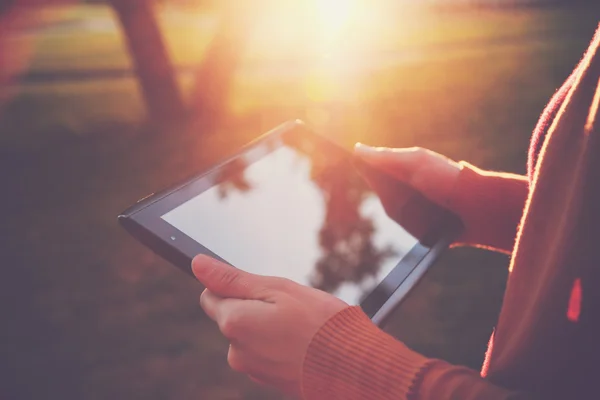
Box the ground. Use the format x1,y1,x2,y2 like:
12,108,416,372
1,4,599,400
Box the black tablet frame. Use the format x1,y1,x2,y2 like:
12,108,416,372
118,120,463,326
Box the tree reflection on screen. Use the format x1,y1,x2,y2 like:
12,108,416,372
214,140,398,296
215,157,253,200
307,150,398,294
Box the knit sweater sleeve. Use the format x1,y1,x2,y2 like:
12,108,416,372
448,162,529,254
302,306,528,400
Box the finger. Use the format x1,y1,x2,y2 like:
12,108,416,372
227,344,247,373
354,144,461,208
199,289,221,321
199,289,243,333
353,154,412,217
204,293,268,341
227,342,275,375
354,144,423,182
248,375,269,388
228,345,298,396
192,254,267,300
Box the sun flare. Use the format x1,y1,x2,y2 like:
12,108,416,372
247,0,376,59
240,0,392,112
313,0,357,47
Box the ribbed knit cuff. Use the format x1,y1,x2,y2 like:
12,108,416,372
302,306,435,400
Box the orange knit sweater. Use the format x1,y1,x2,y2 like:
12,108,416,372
301,27,600,400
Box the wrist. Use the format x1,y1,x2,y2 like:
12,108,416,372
301,306,432,400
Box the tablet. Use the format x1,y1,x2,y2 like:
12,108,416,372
118,120,462,326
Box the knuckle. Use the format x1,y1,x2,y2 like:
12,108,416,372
217,268,240,288
220,312,242,338
220,319,236,338
252,285,273,300
273,277,294,291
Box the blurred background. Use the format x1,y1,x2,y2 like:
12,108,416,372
1,0,599,399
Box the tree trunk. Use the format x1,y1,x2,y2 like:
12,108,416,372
190,2,251,126
109,0,185,124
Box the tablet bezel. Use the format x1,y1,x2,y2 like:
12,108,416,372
119,120,462,325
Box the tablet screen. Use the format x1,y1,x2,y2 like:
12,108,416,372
160,134,421,306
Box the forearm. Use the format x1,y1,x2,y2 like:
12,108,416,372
448,162,529,254
302,307,528,400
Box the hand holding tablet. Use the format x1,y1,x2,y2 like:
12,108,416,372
191,253,347,396
118,120,463,326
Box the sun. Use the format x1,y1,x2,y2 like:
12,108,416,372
245,0,372,60
313,0,357,47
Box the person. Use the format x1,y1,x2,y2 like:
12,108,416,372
191,24,600,400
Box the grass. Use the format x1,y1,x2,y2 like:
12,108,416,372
1,4,599,400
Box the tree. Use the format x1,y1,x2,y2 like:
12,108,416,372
109,0,185,124
307,149,397,295
189,1,252,126
213,135,397,299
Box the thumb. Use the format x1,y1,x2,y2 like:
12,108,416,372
353,143,461,208
192,254,258,299
354,144,426,183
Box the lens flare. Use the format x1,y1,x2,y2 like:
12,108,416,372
314,0,356,48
